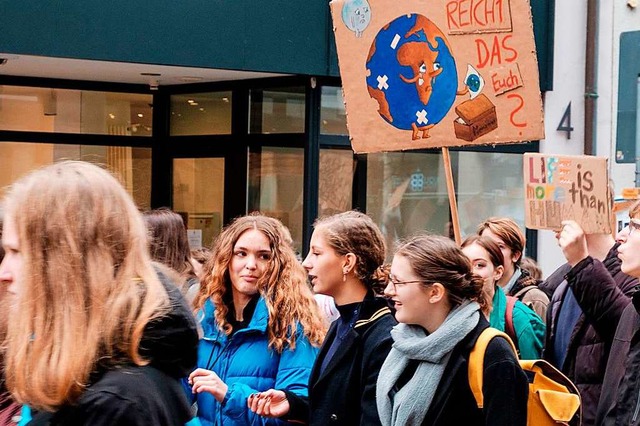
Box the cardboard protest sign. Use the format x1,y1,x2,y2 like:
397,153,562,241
329,0,545,153
524,154,612,234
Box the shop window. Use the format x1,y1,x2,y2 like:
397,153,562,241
170,92,232,136
0,86,152,136
367,152,451,256
366,151,524,257
319,148,353,216
248,147,304,253
249,87,305,134
0,142,151,209
320,86,348,135
173,158,225,248
456,152,525,234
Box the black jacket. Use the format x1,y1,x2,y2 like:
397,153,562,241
597,289,640,425
543,245,637,426
286,293,396,425
420,315,528,426
28,270,199,425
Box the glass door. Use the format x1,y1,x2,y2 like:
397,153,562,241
172,157,225,249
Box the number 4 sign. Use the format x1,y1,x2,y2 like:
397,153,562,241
557,102,574,139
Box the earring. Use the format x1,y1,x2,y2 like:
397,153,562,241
343,269,348,282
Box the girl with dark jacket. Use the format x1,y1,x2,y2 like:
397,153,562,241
377,234,528,426
545,220,637,425
248,211,397,425
0,161,199,425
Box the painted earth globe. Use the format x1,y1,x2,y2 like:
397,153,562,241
366,14,458,136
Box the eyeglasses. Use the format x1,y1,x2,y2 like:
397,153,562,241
387,277,430,291
629,219,640,234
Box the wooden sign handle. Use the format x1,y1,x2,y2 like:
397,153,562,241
442,147,461,245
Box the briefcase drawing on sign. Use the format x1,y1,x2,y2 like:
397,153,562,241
453,94,498,142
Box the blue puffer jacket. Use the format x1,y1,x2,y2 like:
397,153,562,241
193,297,319,426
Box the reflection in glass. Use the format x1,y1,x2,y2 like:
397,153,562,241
248,147,304,253
367,152,451,257
0,86,152,136
367,151,526,257
170,92,232,135
172,158,225,249
456,152,525,235
319,149,353,217
320,86,348,135
249,87,305,134
0,142,151,209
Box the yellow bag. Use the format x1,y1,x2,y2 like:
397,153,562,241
468,328,582,425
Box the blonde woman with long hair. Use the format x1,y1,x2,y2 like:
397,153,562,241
188,214,326,426
0,161,199,425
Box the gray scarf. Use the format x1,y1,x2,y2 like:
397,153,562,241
376,301,480,426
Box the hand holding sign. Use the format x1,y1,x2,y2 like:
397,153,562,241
557,220,589,267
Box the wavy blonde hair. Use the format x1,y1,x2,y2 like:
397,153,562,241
194,213,326,352
2,161,169,411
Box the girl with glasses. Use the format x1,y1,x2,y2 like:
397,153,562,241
377,234,527,426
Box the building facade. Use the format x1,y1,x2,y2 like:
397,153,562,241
0,0,566,266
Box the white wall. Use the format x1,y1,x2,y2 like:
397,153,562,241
536,0,588,277
536,1,640,278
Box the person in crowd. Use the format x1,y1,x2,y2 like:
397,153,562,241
143,208,198,294
520,256,543,281
544,219,637,425
188,213,326,426
597,203,640,424
478,217,549,319
616,223,630,243
377,234,527,425
461,235,545,359
0,212,21,424
247,210,397,425
0,161,199,425
190,247,212,280
186,247,212,306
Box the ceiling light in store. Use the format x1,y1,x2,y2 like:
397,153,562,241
180,76,204,83
137,113,144,118
222,97,229,103
108,113,115,119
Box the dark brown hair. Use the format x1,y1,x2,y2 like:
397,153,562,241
396,234,488,312
461,235,505,269
313,211,388,293
143,208,196,281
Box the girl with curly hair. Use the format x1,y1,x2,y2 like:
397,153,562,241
189,214,326,426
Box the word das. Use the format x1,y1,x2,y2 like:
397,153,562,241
446,0,512,33
475,35,517,69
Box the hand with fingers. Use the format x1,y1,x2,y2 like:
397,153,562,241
556,220,589,267
188,368,229,403
247,389,290,418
